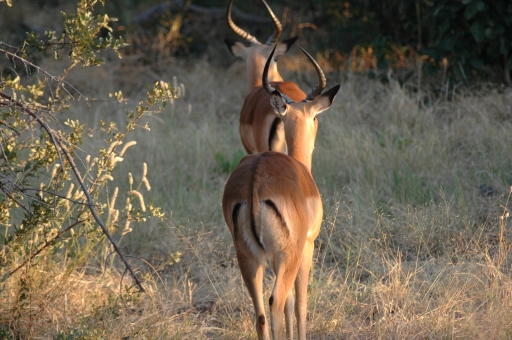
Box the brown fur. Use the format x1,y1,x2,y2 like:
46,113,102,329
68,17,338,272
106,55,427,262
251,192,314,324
239,82,320,154
222,83,339,339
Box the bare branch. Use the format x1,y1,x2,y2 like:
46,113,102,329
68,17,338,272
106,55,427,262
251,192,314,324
0,41,21,51
0,48,84,99
0,184,31,215
56,140,145,292
0,90,145,292
8,219,85,277
0,119,20,135
0,91,65,168
16,187,93,206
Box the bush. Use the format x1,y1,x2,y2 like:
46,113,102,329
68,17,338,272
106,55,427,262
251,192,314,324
0,2,171,334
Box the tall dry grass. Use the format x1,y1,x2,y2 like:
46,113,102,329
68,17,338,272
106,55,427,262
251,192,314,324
2,50,512,339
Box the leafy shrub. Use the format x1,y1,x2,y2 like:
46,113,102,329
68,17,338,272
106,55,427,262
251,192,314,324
0,2,174,336
317,0,512,84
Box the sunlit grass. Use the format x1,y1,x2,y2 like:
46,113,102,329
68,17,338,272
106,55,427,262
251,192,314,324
2,51,512,338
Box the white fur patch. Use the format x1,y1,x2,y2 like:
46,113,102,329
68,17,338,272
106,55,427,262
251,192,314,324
237,203,266,262
306,197,322,239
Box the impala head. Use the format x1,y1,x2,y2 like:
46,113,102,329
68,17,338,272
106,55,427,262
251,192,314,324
263,46,340,170
225,0,298,90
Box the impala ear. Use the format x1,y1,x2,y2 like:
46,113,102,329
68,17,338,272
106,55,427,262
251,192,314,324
225,38,247,58
269,91,287,117
274,36,298,55
307,85,340,116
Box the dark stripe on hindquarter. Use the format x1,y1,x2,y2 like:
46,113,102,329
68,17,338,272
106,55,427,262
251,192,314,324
251,210,264,249
268,117,281,151
264,199,289,237
232,203,242,239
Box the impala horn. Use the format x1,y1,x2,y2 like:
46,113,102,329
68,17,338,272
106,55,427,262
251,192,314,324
227,0,260,45
261,0,283,45
300,47,326,101
263,46,293,104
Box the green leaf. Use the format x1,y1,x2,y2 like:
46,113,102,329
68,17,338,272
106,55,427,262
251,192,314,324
433,4,445,17
485,27,497,40
450,2,463,11
471,22,485,42
440,36,455,51
464,1,484,19
470,57,483,70
500,37,510,55
439,19,450,35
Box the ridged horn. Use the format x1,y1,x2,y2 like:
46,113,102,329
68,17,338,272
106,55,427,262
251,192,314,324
227,0,260,45
263,46,293,104
300,47,326,101
261,0,282,45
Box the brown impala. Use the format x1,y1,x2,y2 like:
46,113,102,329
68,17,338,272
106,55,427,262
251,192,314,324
225,0,310,154
222,46,340,340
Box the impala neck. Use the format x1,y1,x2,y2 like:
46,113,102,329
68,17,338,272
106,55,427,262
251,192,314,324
285,123,313,172
248,60,283,91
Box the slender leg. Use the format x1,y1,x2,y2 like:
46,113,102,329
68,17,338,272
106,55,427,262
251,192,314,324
236,249,269,340
285,291,295,339
294,240,314,340
270,258,301,340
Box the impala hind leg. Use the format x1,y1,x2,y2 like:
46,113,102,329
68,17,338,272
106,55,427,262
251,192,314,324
285,291,295,339
236,250,269,340
294,241,315,340
269,262,301,340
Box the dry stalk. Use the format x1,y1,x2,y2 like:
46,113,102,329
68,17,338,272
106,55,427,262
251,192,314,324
0,90,145,292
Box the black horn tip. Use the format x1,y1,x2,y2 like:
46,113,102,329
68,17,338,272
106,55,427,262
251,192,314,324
263,45,278,94
299,46,311,58
227,0,234,13
299,46,327,100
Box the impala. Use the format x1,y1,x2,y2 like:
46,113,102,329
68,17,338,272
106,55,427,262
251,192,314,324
222,46,340,340
225,0,309,154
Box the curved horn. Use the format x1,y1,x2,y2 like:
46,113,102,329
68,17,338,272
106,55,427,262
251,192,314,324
261,0,282,45
263,46,277,95
263,46,294,104
300,47,326,101
227,0,260,45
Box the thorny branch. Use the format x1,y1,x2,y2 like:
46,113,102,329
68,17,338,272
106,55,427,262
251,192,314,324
0,90,145,292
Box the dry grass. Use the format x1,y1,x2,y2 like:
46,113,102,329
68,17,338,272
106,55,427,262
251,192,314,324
2,49,512,339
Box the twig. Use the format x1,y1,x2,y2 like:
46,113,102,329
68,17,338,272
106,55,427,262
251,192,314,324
0,184,31,215
8,219,85,277
0,91,65,168
16,187,93,206
0,41,21,51
0,90,145,292
0,48,83,99
57,140,145,292
0,119,20,135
